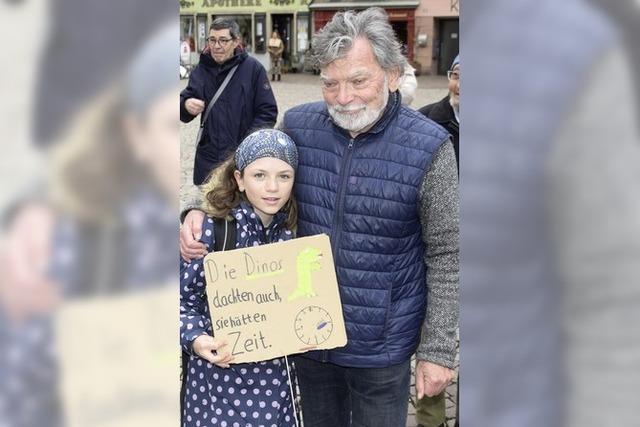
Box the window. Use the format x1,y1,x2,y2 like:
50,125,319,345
196,15,207,53
296,13,309,53
180,15,195,51
254,14,266,54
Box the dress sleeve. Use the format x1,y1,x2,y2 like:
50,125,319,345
179,216,216,354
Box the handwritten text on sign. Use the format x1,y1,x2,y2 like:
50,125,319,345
203,234,346,363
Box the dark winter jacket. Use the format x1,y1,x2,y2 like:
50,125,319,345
180,47,278,184
283,93,450,367
419,96,459,171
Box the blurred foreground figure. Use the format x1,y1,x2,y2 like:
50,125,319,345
1,19,179,426
462,1,640,426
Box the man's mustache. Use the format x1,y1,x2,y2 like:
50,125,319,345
332,104,366,113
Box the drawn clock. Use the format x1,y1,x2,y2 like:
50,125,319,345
294,306,334,345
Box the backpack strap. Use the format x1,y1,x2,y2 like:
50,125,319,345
213,217,236,252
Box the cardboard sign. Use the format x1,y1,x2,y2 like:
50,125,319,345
56,286,178,427
204,234,347,363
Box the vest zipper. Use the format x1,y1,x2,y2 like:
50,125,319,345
330,137,355,259
324,137,354,364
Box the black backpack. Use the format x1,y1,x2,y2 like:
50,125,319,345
179,217,235,422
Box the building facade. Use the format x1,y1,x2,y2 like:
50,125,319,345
180,0,458,76
414,0,459,75
179,0,312,72
309,0,420,61
307,0,457,75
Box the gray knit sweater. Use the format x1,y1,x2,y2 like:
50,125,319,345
416,140,459,369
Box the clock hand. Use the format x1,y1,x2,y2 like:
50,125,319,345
317,320,331,330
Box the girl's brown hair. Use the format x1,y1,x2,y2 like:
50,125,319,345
201,153,298,231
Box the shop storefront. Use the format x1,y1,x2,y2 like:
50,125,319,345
414,0,459,75
309,0,419,61
180,0,311,72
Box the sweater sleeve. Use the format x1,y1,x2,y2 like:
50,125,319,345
179,216,215,353
415,140,460,369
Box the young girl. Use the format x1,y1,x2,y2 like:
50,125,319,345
180,129,299,427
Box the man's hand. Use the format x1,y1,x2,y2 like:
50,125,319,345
180,209,207,262
185,98,205,116
192,335,234,368
415,360,456,399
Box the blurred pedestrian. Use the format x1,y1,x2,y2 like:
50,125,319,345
399,59,418,106
268,30,284,82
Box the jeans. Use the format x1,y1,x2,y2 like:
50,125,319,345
294,356,411,427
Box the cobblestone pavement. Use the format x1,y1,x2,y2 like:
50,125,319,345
180,71,458,426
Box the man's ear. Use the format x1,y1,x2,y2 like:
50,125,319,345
387,66,401,92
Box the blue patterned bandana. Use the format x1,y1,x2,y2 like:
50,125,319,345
234,129,298,171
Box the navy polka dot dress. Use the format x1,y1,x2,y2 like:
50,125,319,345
180,202,296,427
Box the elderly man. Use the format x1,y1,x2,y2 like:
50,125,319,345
180,17,277,185
180,8,458,426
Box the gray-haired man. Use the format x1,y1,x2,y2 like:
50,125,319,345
180,8,458,426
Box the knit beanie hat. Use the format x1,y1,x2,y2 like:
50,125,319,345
451,54,460,70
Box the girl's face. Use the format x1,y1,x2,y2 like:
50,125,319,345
234,157,294,226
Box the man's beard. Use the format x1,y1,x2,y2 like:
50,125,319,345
328,79,389,133
449,93,459,114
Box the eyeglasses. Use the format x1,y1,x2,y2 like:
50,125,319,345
208,37,234,47
447,70,460,81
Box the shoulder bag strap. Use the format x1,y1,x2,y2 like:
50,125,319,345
199,64,239,130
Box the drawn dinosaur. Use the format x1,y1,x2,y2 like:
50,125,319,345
288,247,323,301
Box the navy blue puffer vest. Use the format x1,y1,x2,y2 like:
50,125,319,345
283,93,449,367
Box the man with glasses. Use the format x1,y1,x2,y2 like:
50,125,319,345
180,17,278,185
419,55,460,173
